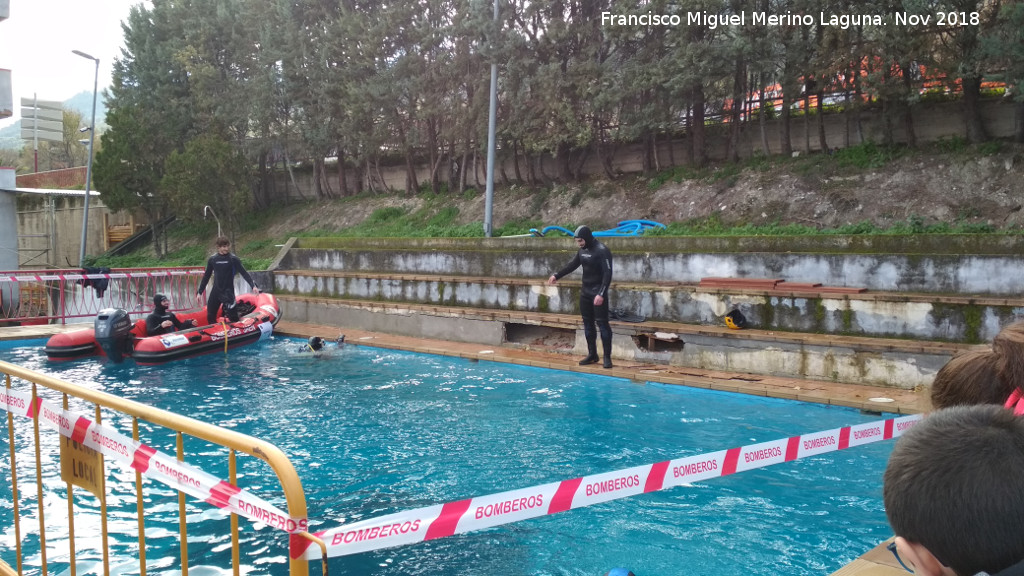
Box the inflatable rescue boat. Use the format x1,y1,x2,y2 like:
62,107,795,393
45,292,280,365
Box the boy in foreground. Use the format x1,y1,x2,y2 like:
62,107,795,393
883,404,1024,576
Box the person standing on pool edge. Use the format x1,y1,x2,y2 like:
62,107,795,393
196,236,260,324
548,225,614,368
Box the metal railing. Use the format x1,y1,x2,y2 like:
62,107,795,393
0,268,205,325
1,361,327,576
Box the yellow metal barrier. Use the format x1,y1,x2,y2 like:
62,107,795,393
0,360,327,576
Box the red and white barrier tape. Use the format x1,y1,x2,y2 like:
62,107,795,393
295,413,922,560
0,387,307,533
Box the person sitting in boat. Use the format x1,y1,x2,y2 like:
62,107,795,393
146,294,198,336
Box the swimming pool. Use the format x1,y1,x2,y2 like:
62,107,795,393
1,336,898,575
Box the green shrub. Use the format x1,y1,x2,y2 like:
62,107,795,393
427,207,461,227
831,141,906,169
495,219,544,236
934,135,968,154
367,206,407,223
978,140,1003,156
648,165,699,189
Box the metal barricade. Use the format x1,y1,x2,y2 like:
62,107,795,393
0,268,205,325
1,361,327,576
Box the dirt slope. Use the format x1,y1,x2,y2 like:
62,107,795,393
257,144,1023,242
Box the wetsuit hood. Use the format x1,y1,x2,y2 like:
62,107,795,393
574,225,595,248
153,293,169,313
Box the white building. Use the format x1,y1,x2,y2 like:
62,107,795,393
0,0,9,120
1,1,17,274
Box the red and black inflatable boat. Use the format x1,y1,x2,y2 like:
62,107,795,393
45,293,281,365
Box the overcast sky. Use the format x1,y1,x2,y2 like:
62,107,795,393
1,0,148,127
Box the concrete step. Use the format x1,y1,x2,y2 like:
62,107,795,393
277,294,976,390
271,269,1024,343
699,277,868,294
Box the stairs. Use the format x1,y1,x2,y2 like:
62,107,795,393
267,236,1021,392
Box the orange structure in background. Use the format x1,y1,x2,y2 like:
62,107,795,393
719,58,1006,122
15,166,88,189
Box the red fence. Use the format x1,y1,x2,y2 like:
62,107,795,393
15,166,88,189
0,267,205,325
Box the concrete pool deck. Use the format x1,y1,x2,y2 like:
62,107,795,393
1,321,923,575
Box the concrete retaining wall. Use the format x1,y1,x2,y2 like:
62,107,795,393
629,332,949,390
276,235,1024,296
279,297,949,389
280,299,507,346
270,99,1017,196
272,270,1023,343
270,234,1016,387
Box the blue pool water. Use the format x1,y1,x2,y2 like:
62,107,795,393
1,336,897,576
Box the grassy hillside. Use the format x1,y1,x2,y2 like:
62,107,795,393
88,139,1024,271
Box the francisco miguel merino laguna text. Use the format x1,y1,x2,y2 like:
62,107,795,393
601,11,980,29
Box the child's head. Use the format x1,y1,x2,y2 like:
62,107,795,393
216,236,231,254
884,405,1024,576
931,321,1024,411
930,349,1006,409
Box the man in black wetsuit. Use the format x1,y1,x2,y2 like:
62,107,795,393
196,236,260,325
547,225,614,368
146,294,197,336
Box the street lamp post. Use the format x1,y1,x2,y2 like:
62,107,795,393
73,49,99,267
483,0,499,237
203,206,223,238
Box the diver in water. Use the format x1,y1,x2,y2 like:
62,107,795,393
298,334,346,356
306,336,326,352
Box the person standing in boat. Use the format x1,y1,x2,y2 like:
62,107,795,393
146,294,197,336
547,225,614,368
196,236,260,324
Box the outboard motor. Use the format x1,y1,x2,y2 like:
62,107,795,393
94,308,133,363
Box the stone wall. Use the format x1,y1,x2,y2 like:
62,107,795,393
0,168,16,272
270,235,1019,386
272,268,1022,343
15,196,131,268
270,99,1017,196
